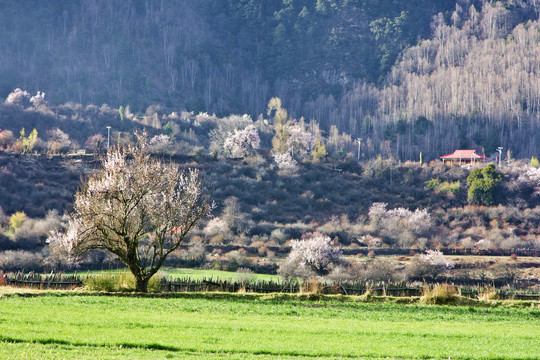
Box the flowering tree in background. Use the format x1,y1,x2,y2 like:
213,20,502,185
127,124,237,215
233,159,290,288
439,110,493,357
149,134,172,154
223,124,260,158
47,132,211,292
5,88,29,106
368,202,433,248
209,114,253,156
286,124,313,158
407,250,454,280
279,233,343,277
30,91,46,107
85,134,105,152
273,152,298,172
47,128,72,154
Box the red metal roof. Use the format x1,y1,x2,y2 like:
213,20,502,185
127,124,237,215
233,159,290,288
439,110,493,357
440,150,488,160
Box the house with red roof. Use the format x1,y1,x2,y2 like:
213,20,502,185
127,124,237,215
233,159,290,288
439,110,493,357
440,150,488,165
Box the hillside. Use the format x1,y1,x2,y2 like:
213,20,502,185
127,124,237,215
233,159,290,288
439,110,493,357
0,0,455,111
1,148,539,287
1,1,539,158
1,150,539,244
1,0,540,287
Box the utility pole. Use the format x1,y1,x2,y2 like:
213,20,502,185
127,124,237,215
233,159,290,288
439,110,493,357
497,147,503,168
356,138,362,161
106,126,111,149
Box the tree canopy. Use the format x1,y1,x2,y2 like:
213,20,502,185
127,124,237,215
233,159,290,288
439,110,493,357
48,132,211,292
467,164,503,206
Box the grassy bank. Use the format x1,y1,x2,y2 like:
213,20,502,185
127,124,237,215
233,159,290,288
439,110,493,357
0,293,538,359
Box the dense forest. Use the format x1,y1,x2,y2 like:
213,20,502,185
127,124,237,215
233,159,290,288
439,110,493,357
1,0,539,159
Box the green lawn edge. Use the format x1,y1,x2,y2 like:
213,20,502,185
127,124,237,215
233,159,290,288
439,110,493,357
1,289,539,309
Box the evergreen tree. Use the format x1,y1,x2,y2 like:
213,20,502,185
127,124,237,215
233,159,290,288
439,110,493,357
467,164,503,205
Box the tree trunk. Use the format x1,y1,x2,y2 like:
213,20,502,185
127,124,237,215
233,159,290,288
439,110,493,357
135,275,149,293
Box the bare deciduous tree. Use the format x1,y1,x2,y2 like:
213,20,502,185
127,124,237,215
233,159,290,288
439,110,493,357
48,132,211,292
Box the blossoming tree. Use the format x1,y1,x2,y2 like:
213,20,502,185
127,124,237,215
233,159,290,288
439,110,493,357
286,124,313,158
48,132,211,292
407,250,455,280
279,233,343,277
223,124,260,158
5,88,29,106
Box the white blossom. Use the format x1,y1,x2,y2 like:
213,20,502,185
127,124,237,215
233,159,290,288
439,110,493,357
286,125,314,158
223,125,260,158
5,88,30,106
285,233,343,276
47,132,211,292
85,134,105,151
273,152,298,172
368,202,433,248
149,134,172,153
30,91,46,107
203,217,230,237
419,250,454,269
518,167,540,197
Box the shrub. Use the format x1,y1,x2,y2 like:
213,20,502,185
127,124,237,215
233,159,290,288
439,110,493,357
223,125,260,158
490,262,518,283
363,259,401,283
84,272,163,292
273,152,298,173
270,228,289,245
236,268,256,287
517,166,540,198
203,217,230,238
420,283,458,305
438,180,460,194
425,178,441,191
0,130,15,149
12,210,62,250
300,278,323,297
209,114,253,156
477,286,499,301
278,257,314,280
5,88,30,106
0,250,44,272
326,265,353,283
367,202,433,248
224,250,251,271
84,273,116,292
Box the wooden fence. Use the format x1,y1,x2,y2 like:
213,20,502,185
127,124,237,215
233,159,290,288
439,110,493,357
3,272,540,300
4,272,82,290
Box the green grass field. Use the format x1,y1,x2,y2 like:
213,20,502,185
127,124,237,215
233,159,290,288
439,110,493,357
0,294,538,359
160,268,280,282
75,268,280,282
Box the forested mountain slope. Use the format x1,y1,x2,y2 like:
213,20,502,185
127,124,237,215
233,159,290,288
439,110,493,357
0,0,539,158
310,1,540,159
